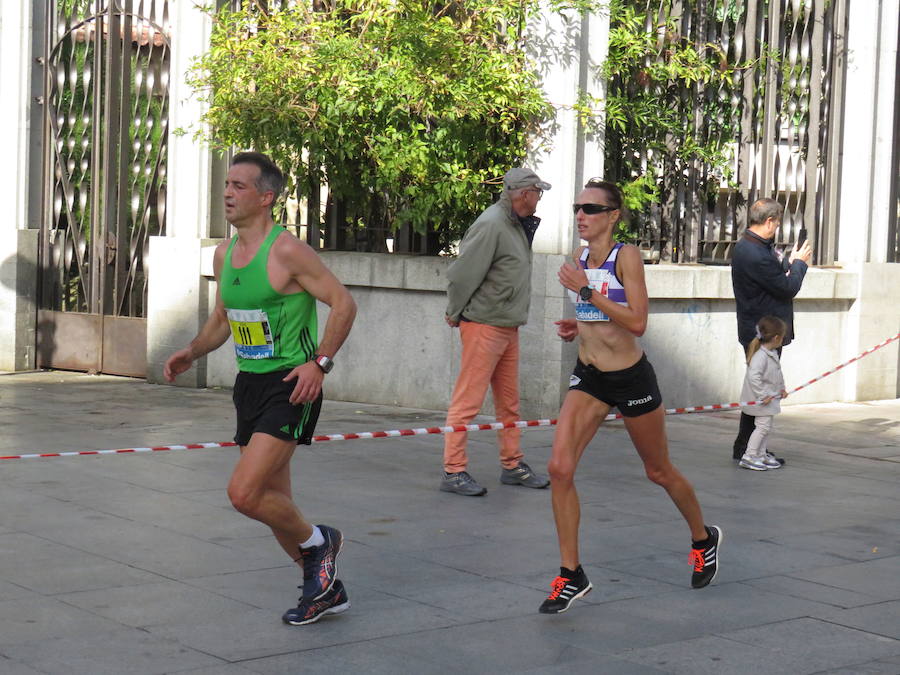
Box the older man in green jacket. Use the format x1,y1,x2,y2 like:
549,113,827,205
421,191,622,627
441,167,552,496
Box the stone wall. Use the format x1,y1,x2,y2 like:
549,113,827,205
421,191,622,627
146,244,900,419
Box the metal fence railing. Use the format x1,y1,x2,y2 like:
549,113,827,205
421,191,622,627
606,0,848,265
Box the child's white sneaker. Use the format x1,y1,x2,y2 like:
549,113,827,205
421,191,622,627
763,452,783,469
739,455,768,471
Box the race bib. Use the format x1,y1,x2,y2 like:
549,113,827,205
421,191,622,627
568,268,611,322
226,308,274,359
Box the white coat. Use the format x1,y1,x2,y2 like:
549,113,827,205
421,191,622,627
740,346,785,416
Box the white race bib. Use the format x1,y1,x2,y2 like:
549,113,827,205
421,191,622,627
567,268,611,322
225,308,274,359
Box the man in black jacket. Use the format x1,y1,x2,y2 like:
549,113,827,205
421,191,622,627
731,198,812,461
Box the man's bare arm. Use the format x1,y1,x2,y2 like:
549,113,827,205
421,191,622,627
274,236,357,403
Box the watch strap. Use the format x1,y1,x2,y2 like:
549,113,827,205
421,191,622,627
313,354,333,373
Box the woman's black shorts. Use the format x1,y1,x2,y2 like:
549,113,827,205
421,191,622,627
232,369,323,446
568,353,663,417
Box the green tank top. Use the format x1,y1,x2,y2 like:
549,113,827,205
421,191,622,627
219,225,317,373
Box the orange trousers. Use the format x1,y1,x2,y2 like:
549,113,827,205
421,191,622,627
443,321,524,473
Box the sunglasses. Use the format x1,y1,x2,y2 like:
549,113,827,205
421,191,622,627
573,203,617,215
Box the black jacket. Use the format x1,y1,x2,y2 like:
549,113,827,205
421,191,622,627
731,230,808,348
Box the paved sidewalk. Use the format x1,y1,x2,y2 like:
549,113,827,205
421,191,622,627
0,371,898,674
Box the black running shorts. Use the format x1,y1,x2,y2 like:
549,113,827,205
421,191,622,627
568,353,663,417
232,369,323,446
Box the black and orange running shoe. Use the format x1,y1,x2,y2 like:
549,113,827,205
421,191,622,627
690,525,723,589
283,579,350,626
299,524,343,600
538,567,592,614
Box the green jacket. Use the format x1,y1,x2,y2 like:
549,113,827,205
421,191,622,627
446,193,536,327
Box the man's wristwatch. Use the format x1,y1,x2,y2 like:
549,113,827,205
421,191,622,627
579,286,593,302
312,354,334,374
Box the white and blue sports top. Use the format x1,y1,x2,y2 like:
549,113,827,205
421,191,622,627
579,244,628,306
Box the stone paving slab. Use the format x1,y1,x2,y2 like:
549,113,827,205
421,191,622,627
1,628,225,675
58,580,261,628
815,600,900,640
0,371,898,674
739,575,881,609
791,557,900,601
615,618,900,675
239,640,448,675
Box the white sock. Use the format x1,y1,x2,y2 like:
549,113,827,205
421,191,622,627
300,526,324,549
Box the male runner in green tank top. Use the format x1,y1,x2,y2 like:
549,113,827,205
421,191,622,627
163,152,357,626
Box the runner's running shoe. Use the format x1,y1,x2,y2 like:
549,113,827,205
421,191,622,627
299,524,342,600
538,568,592,614
283,579,350,626
690,525,723,589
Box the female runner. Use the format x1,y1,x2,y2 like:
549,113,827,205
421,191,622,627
539,179,722,614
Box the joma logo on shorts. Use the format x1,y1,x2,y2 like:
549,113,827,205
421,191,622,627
628,395,652,406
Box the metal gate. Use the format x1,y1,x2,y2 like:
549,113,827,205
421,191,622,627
608,0,848,265
37,0,169,376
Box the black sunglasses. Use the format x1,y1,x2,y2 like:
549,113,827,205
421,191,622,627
573,203,617,215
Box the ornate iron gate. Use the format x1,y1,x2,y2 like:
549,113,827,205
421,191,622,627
37,0,169,376
609,0,847,265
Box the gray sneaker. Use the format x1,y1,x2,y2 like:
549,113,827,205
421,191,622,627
500,461,550,489
440,471,487,496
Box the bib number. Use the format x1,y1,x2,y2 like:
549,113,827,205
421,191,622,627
226,308,274,359
568,269,611,322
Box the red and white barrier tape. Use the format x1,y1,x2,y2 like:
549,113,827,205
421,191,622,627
0,442,238,461
0,420,555,460
650,331,900,416
312,418,551,442
2,332,897,461
784,331,899,396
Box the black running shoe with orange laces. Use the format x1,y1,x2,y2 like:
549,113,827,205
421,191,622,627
282,579,350,626
690,525,723,589
299,524,342,600
538,567,592,614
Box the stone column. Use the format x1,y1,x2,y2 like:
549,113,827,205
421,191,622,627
0,0,40,371
838,263,900,402
834,0,900,401
837,0,899,264
523,6,610,416
146,3,219,385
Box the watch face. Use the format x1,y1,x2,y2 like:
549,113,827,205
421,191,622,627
579,286,593,301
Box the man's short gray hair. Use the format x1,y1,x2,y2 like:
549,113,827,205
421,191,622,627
231,151,285,199
749,198,784,226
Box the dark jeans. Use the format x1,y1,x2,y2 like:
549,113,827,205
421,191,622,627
732,413,757,459
733,342,783,459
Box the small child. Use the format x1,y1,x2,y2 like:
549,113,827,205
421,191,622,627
738,315,788,471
